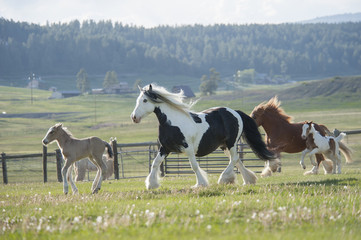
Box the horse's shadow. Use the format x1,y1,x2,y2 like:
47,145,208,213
279,177,359,187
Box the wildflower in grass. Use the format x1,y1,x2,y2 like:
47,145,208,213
195,209,200,215
232,200,242,207
73,216,81,223
96,216,103,224
207,225,212,231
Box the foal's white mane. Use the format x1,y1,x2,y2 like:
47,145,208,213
143,84,196,113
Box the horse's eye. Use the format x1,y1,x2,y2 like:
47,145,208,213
143,99,148,103
49,130,54,134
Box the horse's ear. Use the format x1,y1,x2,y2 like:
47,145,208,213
149,84,153,91
138,85,142,92
55,123,63,129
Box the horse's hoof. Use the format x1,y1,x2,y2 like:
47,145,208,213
191,183,208,189
304,171,318,175
92,188,100,194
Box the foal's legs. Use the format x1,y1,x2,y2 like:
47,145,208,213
146,150,166,189
88,156,105,194
300,148,310,169
67,164,79,194
61,159,74,194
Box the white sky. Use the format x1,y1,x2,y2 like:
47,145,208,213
1,0,361,27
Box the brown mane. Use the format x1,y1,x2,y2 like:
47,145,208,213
253,96,293,123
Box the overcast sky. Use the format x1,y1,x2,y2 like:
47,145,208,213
1,0,361,27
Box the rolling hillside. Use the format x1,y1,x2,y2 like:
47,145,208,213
278,76,361,100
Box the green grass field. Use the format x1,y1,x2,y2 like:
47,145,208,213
1,170,361,239
1,78,361,239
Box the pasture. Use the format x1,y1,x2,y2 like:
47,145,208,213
1,171,361,239
1,79,361,239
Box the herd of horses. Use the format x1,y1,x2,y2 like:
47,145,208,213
42,84,353,194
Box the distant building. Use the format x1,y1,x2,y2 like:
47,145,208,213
49,91,81,99
172,85,195,98
104,82,132,94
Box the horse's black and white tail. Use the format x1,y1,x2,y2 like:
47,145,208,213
237,111,275,160
104,142,114,158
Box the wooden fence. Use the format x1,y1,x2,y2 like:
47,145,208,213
2,130,360,184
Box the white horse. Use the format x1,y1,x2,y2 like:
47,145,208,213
300,122,346,174
131,84,275,189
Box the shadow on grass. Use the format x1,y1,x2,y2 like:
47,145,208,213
279,177,359,187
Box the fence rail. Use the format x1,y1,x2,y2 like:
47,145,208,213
1,129,360,184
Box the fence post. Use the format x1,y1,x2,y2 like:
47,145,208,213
42,146,48,183
55,149,63,182
112,139,119,180
1,152,8,184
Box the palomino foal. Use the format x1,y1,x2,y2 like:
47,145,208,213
42,123,113,194
300,122,346,174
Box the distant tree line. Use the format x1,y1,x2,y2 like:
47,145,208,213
1,18,360,78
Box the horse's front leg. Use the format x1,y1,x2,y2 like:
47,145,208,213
308,148,320,166
303,150,320,175
184,147,208,188
67,164,78,194
300,149,310,169
145,149,166,190
61,159,73,194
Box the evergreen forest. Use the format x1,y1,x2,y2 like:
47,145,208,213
1,18,361,80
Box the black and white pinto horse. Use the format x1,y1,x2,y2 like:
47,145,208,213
131,84,275,189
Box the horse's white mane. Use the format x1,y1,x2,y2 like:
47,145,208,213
143,84,196,112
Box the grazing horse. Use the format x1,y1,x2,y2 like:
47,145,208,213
42,123,113,194
301,122,346,174
130,84,275,189
250,96,353,176
74,156,114,182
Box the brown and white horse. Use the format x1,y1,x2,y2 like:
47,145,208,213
250,96,353,176
42,123,113,194
301,121,347,174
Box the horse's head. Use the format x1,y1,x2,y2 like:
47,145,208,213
301,121,313,140
250,106,265,126
42,123,63,145
131,84,158,123
250,96,291,127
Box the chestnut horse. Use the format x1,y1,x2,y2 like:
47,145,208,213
250,96,352,176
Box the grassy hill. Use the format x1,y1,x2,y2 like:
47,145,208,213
0,75,361,154
278,76,361,99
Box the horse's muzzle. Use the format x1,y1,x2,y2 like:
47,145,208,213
131,114,141,123
42,139,49,145
301,135,306,140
